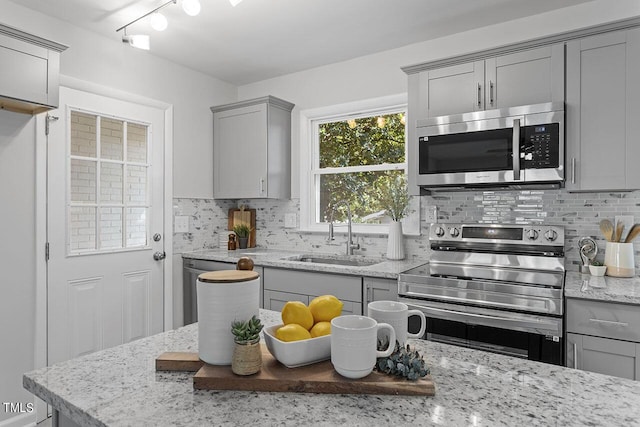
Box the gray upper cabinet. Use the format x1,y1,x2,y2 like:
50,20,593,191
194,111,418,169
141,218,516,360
211,96,294,199
566,28,640,191
411,44,564,118
0,24,67,114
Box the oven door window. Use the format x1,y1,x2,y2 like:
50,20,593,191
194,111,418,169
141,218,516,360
419,128,513,174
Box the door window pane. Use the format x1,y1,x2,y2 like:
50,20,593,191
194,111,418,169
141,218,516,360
70,112,97,157
100,207,123,249
126,208,147,247
100,162,123,203
127,165,147,204
127,123,148,163
70,159,96,203
70,207,96,251
101,118,124,161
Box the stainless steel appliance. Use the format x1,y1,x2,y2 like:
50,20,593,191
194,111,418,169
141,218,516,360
399,223,565,365
416,102,564,190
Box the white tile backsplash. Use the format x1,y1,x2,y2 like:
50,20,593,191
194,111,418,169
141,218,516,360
174,189,640,272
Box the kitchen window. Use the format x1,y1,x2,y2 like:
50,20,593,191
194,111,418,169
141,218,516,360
300,94,419,234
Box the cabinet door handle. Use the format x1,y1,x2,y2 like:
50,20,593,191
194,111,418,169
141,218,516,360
489,81,494,107
477,83,482,108
571,158,576,184
572,342,578,369
259,178,265,194
588,318,629,327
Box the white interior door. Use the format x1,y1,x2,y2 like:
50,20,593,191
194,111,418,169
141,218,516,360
47,87,165,365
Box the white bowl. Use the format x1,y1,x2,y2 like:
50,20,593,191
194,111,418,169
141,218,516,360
589,265,607,276
263,324,331,368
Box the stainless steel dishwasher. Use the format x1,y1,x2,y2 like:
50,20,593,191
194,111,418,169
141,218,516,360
183,258,263,325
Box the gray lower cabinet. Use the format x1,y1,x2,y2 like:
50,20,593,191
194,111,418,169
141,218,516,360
364,277,398,305
566,333,640,380
566,28,640,191
566,298,640,380
262,267,362,315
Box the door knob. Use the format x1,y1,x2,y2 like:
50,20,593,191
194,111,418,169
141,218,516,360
153,251,166,261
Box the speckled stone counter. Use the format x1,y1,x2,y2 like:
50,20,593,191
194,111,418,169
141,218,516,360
182,248,427,279
24,309,640,427
565,271,640,304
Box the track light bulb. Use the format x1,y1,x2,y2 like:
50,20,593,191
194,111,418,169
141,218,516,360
122,34,150,50
182,0,201,16
150,13,168,31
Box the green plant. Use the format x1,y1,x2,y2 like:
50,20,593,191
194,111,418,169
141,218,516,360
377,174,410,221
375,337,430,381
233,224,251,238
231,315,263,343
591,260,603,266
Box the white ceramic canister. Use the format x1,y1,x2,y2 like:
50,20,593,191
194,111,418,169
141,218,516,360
604,242,636,278
196,269,260,365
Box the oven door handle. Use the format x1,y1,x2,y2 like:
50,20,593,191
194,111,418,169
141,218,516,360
406,303,560,334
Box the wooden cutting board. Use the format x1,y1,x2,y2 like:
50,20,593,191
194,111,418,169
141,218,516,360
156,346,435,396
228,208,256,248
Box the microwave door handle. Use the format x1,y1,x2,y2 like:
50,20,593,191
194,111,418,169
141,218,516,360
512,118,521,180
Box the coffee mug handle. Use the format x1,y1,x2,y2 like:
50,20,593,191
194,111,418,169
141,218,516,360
376,323,396,358
406,310,426,339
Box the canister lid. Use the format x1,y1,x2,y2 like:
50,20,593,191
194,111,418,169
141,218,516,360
198,270,259,283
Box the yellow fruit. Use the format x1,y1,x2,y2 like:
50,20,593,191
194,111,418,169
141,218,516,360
281,301,314,330
309,295,343,322
275,324,312,342
310,321,331,338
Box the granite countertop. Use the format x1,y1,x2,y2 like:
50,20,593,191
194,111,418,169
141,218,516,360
565,271,640,305
24,309,640,427
182,248,427,279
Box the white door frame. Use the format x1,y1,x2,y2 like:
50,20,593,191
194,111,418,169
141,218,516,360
33,76,174,419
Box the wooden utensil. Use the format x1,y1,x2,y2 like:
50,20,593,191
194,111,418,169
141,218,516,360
614,222,625,243
599,219,614,242
625,224,640,243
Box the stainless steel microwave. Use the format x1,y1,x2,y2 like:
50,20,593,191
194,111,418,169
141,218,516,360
415,102,564,190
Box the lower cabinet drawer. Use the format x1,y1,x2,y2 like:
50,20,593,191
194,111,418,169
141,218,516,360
566,298,640,342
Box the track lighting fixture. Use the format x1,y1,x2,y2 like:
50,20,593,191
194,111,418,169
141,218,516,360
116,0,202,50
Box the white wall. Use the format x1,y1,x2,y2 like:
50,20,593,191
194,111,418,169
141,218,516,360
0,111,37,425
237,0,640,199
0,2,237,424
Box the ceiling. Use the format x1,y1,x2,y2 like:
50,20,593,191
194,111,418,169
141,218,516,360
11,0,594,85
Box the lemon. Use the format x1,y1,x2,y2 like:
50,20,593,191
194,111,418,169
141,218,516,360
281,301,314,330
275,324,312,342
310,321,331,338
309,295,343,323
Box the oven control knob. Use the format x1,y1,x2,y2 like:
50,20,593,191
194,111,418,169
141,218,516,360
526,229,539,241
450,227,460,237
545,229,558,242
434,226,445,238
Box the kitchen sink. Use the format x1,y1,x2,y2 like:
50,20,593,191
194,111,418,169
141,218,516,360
282,255,382,267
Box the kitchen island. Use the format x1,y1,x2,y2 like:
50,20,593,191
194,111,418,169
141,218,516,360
24,310,640,427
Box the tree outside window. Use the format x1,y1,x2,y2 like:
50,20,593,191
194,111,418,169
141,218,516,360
314,111,406,224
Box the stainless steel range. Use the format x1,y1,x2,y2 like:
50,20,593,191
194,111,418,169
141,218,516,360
399,223,565,365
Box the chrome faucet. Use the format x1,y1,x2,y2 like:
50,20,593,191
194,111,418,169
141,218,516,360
328,200,360,255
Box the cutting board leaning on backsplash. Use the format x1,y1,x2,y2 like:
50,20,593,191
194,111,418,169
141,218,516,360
228,208,256,248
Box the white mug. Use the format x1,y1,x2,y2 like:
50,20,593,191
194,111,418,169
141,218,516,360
368,300,426,347
331,315,395,379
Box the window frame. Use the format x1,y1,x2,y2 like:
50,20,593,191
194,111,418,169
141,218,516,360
299,94,420,235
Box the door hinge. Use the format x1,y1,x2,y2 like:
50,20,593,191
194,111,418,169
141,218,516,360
45,242,50,262
45,114,59,136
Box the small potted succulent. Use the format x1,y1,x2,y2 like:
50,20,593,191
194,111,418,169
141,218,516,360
230,315,263,375
589,260,607,277
233,224,252,249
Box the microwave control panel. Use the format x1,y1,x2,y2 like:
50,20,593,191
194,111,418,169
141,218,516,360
522,123,560,169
